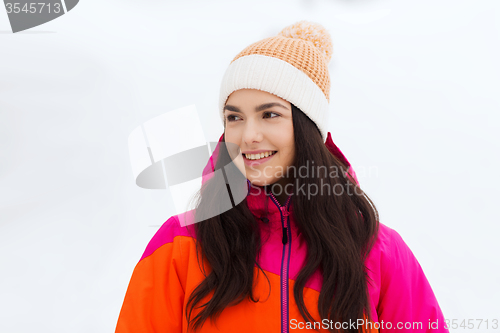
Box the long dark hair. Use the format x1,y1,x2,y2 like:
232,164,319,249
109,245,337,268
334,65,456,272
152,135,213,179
185,104,380,332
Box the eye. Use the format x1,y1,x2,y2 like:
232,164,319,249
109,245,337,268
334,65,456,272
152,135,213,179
263,111,280,119
226,114,241,122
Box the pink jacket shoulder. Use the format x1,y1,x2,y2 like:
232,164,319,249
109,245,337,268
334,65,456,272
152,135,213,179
365,223,449,332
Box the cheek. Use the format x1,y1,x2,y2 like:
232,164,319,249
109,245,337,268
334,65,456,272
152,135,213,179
279,136,295,157
225,132,244,147
280,144,295,167
281,148,295,166
224,130,234,143
224,132,241,155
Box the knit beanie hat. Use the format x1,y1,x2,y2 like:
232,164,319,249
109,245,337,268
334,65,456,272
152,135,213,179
219,20,333,142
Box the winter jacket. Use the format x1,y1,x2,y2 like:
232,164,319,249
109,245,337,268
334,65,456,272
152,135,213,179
115,132,449,333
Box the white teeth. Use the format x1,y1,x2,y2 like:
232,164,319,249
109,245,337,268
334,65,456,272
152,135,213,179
244,151,276,160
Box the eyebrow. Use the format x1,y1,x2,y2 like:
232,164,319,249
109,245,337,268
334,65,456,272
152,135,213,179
223,102,289,113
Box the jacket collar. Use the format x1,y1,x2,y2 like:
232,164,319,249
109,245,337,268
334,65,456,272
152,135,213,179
246,180,292,219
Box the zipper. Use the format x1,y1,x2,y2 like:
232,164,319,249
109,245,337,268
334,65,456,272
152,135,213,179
268,191,292,333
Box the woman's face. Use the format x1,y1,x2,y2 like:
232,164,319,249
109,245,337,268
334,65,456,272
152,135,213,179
223,89,295,187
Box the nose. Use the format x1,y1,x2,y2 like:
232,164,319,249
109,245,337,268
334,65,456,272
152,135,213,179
242,119,263,145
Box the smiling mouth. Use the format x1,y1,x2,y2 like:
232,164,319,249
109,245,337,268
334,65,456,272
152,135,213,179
243,151,278,160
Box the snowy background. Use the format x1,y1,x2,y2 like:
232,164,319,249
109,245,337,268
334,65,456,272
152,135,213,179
1,0,499,331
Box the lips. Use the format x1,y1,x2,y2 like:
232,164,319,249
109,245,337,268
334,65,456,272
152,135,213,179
244,151,277,160
243,151,277,166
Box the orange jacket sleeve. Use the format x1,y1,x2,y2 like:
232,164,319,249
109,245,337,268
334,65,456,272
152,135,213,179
115,218,186,332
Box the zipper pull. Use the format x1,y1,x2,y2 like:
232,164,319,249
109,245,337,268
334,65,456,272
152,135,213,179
281,205,289,244
282,227,288,244
280,206,289,217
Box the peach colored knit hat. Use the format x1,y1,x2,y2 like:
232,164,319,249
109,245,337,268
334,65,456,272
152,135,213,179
219,20,333,141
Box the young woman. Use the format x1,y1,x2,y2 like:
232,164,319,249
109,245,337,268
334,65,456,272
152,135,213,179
115,21,449,333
